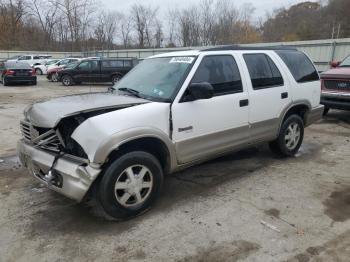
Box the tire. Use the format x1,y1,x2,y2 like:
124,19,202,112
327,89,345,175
98,151,164,220
323,107,330,116
111,74,122,85
269,114,304,157
62,75,73,86
3,77,8,86
35,68,43,75
51,73,58,82
31,80,37,85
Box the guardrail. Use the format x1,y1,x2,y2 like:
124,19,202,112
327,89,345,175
1,38,350,71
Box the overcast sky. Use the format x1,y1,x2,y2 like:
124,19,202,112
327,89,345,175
102,0,319,21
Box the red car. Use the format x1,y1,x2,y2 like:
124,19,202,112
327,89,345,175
320,55,350,115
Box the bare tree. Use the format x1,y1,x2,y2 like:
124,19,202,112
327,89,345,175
28,0,59,48
120,14,132,48
131,3,158,48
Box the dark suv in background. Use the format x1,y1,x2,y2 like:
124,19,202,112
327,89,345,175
57,58,138,86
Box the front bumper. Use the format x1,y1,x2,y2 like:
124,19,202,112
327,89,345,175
305,105,324,126
321,91,350,111
17,140,101,202
5,76,36,83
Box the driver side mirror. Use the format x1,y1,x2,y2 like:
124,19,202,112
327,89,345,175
330,60,340,68
182,82,214,102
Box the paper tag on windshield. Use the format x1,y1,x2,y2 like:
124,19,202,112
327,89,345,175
170,57,194,64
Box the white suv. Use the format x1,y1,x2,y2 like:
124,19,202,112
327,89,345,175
17,46,323,219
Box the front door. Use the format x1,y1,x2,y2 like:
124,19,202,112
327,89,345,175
172,54,250,164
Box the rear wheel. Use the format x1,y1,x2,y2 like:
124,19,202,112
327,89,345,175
269,114,304,157
3,77,8,86
35,68,43,75
98,151,163,220
31,80,37,85
62,75,74,86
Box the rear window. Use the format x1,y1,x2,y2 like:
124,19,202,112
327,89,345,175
4,62,31,69
276,50,319,83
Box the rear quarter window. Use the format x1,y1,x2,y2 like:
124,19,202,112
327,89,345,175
276,50,319,83
102,60,124,68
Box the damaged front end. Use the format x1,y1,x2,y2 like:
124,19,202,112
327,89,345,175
18,93,149,201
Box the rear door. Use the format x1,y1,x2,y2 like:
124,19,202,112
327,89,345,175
101,60,124,82
241,52,292,142
172,54,250,164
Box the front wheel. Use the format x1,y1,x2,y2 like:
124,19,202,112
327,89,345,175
51,73,58,82
62,75,74,86
98,151,163,220
269,114,304,157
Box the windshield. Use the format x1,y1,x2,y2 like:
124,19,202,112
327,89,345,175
113,56,195,101
46,60,59,65
339,55,350,67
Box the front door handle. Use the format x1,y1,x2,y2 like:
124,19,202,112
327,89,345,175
281,92,288,99
239,99,249,107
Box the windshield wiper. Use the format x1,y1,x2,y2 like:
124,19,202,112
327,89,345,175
118,87,141,98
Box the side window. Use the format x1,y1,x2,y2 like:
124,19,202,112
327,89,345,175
90,61,99,70
78,61,90,70
102,61,111,68
191,55,243,96
244,54,284,90
60,59,69,65
124,60,132,67
33,56,40,60
101,60,123,67
18,56,31,60
276,50,319,83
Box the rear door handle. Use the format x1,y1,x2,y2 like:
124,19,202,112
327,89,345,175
239,99,249,107
281,92,288,99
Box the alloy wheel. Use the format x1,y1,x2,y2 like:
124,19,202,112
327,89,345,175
114,165,153,207
285,122,301,150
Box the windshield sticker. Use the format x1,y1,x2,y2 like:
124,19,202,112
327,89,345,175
170,57,194,64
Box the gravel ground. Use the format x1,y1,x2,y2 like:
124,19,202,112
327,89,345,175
0,77,349,262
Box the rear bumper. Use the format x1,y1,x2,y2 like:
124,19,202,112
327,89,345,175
17,140,101,202
321,92,350,111
5,76,36,83
305,105,324,126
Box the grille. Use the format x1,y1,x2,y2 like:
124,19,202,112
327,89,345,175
20,120,63,152
324,80,350,91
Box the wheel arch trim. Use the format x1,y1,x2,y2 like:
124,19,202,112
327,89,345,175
92,127,177,172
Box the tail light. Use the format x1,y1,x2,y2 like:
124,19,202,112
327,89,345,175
5,70,15,76
31,68,36,76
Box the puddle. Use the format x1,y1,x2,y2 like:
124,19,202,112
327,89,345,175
323,186,350,222
178,240,260,262
264,208,280,218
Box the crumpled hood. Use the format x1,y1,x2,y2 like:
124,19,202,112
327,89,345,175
25,92,149,128
321,67,350,79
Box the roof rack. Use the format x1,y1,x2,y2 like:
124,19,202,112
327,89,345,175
201,45,298,52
